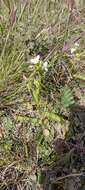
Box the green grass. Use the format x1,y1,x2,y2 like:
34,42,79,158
0,0,85,189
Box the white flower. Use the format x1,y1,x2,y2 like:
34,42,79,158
75,42,79,47
71,42,79,54
30,55,40,64
71,48,76,54
42,61,48,72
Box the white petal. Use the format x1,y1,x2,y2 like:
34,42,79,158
43,61,48,68
30,59,35,64
71,48,76,54
36,55,40,60
43,61,48,71
45,67,48,72
30,55,40,64
75,42,79,47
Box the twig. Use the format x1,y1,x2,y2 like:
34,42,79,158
51,172,85,183
1,160,21,180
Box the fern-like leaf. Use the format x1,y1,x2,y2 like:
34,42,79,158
61,86,75,108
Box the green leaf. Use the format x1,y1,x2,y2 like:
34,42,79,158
2,116,15,130
38,171,45,184
16,115,42,125
41,111,65,122
73,73,85,81
61,86,75,108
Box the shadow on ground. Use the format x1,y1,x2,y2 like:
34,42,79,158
41,105,85,190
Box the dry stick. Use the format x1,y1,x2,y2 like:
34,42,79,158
44,46,58,61
1,6,17,59
1,29,10,59
31,0,42,24
1,160,21,180
51,172,85,183
35,27,51,40
18,0,28,22
1,0,27,59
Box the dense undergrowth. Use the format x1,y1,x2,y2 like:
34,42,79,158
0,0,85,189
